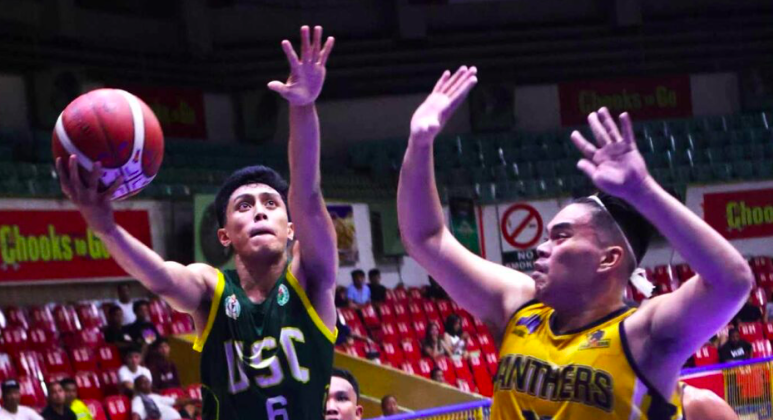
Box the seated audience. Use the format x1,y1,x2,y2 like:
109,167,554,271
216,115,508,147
430,368,445,384
60,379,94,420
442,314,469,360
719,328,752,363
124,300,161,346
346,270,371,308
103,305,134,354
380,395,399,417
119,347,153,394
733,295,762,325
421,322,448,359
42,382,76,420
368,269,387,304
112,283,137,326
131,376,188,420
145,338,181,391
0,379,43,420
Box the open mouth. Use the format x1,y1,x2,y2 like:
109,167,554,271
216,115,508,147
249,227,275,237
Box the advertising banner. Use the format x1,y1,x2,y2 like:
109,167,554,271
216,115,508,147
121,85,207,138
498,199,561,272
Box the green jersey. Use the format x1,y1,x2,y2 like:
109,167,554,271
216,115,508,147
193,265,336,420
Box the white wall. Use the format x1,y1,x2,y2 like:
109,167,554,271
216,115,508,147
0,74,29,132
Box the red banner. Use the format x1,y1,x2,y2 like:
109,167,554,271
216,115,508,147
703,188,773,240
0,210,152,283
120,85,207,138
559,75,693,126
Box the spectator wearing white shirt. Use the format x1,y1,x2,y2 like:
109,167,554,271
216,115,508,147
113,283,137,326
130,376,180,420
0,379,43,420
119,347,152,394
346,270,370,308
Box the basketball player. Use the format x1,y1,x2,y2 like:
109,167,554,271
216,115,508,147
55,26,338,420
397,66,754,419
680,384,738,420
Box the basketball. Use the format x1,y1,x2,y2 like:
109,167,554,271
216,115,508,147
52,88,164,201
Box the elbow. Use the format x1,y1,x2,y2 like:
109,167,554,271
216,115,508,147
722,262,755,298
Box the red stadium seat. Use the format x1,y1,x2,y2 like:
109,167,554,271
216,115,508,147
66,328,105,349
739,322,765,342
484,352,499,377
160,387,185,400
4,306,29,329
412,358,434,379
82,399,108,420
392,303,410,323
395,321,416,340
381,341,404,367
465,336,481,355
185,383,202,401
752,339,773,358
435,300,454,320
422,301,441,324
75,370,103,401
76,303,106,329
407,302,426,323
377,304,395,324
752,288,768,308
360,304,381,328
434,356,456,384
15,350,46,379
450,301,462,313
99,369,120,397
104,395,131,420
53,305,82,333
379,323,399,343
96,345,122,370
17,375,46,408
407,288,423,302
672,263,695,283
693,345,719,367
171,312,195,334
0,308,5,329
339,308,359,325
384,289,396,303
149,299,173,326
28,306,54,327
1,326,29,353
0,353,17,381
155,323,168,337
456,377,476,393
69,347,98,372
413,320,428,341
477,333,498,355
452,358,473,381
45,372,71,384
400,361,416,375
764,322,773,340
339,343,365,358
472,317,489,335
28,327,56,350
43,348,72,375
393,287,409,304
469,355,493,397
459,315,476,335
400,339,422,363
348,321,367,339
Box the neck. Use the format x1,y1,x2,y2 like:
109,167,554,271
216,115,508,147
235,250,288,301
52,404,64,414
4,406,17,414
549,284,625,334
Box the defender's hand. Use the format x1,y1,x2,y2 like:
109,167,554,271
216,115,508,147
410,66,478,145
268,25,334,106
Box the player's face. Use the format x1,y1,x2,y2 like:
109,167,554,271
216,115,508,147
219,183,292,258
534,204,608,307
326,377,362,420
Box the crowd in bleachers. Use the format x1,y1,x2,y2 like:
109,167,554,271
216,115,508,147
0,284,200,420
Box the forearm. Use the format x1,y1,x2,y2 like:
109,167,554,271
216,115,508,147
288,104,322,203
629,178,753,293
96,225,174,294
397,137,446,248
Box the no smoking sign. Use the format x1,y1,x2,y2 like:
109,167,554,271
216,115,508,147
500,203,544,250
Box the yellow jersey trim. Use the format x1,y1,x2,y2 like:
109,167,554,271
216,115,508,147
193,269,226,352
285,268,338,344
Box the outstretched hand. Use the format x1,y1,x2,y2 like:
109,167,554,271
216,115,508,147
410,66,478,145
55,155,123,235
268,25,334,106
570,107,653,201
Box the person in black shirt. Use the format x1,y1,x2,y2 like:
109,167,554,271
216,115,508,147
124,300,161,346
719,328,753,362
733,295,763,325
42,382,76,420
145,338,181,391
368,269,387,304
103,305,133,355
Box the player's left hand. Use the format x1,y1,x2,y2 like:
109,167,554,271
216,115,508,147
268,25,334,106
570,107,653,201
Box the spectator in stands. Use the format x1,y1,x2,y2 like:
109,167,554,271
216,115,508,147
425,277,448,300
442,314,469,360
346,270,370,308
380,395,399,417
145,338,181,391
421,322,448,358
103,305,134,354
124,300,161,346
60,379,93,420
326,369,362,420
718,328,752,363
0,379,43,420
335,287,350,308
765,292,773,322
430,368,445,384
42,382,76,420
733,294,763,325
114,283,137,326
119,347,153,394
368,269,387,304
131,375,184,420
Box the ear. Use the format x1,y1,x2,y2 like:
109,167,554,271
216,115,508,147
287,221,295,242
355,405,364,420
217,227,231,247
598,245,625,273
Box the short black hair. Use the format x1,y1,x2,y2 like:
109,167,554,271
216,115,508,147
125,345,142,356
368,269,380,278
332,368,359,402
132,300,149,314
381,394,396,408
59,378,76,388
214,165,289,228
351,270,365,279
574,193,654,268
108,305,122,317
729,328,740,336
444,314,461,336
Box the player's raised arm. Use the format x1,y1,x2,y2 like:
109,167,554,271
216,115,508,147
397,67,535,336
570,107,754,396
56,156,215,314
268,25,337,331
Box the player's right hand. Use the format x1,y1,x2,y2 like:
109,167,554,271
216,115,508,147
410,66,477,146
56,154,123,235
